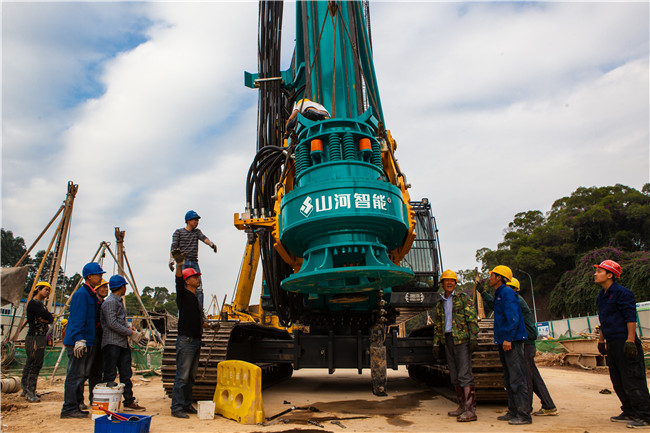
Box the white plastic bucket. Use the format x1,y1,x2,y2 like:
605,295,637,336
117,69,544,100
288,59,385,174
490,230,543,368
91,382,125,420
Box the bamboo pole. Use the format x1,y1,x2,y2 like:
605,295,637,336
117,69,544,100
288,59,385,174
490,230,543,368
14,205,64,267
47,182,78,311
9,216,64,342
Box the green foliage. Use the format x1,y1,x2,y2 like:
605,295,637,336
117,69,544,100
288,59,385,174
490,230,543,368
549,247,650,317
477,184,650,318
1,228,29,267
125,288,177,316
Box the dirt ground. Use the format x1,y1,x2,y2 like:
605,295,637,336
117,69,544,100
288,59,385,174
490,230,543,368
1,364,645,433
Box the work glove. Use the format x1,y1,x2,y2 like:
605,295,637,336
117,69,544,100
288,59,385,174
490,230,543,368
171,248,185,264
130,331,143,345
469,339,479,353
597,342,607,355
73,340,87,358
168,258,175,272
624,340,637,360
210,242,217,254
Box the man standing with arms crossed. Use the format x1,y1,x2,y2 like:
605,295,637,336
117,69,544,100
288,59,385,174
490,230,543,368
61,262,104,418
170,249,207,418
169,210,217,312
488,265,531,425
21,281,53,403
594,259,650,429
432,270,479,422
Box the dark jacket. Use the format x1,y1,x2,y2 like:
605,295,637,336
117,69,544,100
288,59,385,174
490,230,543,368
597,282,637,341
176,276,202,339
63,284,100,347
492,284,527,345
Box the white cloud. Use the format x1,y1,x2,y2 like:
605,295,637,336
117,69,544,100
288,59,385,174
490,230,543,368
2,2,648,305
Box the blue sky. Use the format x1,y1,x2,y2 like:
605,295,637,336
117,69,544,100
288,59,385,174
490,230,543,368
2,1,648,308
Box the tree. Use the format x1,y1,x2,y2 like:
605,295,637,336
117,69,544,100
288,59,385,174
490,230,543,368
1,228,29,267
477,183,650,319
549,247,650,317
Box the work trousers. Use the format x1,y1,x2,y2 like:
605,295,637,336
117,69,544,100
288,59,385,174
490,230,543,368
21,335,46,397
61,345,91,415
86,339,103,403
444,333,474,387
524,343,555,410
607,338,650,422
102,344,135,404
499,341,531,421
170,335,201,413
183,260,204,311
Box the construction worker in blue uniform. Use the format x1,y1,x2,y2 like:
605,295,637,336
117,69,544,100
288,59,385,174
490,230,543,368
595,259,650,429
505,278,557,417
60,262,104,418
488,265,531,425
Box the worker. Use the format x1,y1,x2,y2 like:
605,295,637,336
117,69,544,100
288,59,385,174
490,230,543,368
594,260,650,428
488,265,531,425
60,262,105,418
432,270,479,422
21,281,54,403
478,277,558,417
169,210,217,313
170,248,208,418
506,278,557,417
101,275,146,411
82,279,109,410
284,98,331,137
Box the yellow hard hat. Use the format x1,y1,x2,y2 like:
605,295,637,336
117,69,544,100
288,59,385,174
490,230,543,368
440,269,457,282
489,265,513,282
96,279,109,289
506,277,520,291
34,281,52,290
61,319,68,326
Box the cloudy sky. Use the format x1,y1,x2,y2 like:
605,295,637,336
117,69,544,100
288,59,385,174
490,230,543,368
3,1,648,308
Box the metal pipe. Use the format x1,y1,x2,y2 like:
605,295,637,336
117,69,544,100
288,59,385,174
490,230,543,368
518,269,538,324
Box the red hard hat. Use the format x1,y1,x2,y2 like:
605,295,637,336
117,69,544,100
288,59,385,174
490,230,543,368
182,268,202,280
594,260,621,278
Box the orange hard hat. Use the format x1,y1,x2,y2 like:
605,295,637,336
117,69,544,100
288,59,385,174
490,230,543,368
594,260,621,278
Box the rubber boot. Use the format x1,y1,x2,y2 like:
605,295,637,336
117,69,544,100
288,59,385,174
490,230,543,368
457,385,477,422
448,386,465,417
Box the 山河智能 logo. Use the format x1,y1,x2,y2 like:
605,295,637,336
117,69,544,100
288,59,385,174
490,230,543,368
300,196,314,217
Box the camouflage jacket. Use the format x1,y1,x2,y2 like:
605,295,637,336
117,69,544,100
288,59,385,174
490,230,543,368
433,292,479,346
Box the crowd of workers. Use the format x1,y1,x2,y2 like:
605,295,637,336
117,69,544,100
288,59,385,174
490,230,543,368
432,261,649,429
19,203,649,427
20,209,216,420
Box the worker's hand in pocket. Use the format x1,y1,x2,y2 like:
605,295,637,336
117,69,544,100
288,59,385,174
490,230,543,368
469,339,479,353
210,242,217,254
597,342,607,355
171,249,185,264
73,340,87,358
624,340,637,360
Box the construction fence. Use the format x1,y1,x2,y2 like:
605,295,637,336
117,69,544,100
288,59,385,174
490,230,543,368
537,301,650,339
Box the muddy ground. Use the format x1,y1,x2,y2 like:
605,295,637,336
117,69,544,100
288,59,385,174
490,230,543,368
0,364,644,433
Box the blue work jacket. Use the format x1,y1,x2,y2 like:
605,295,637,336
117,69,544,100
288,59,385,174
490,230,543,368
63,283,100,347
597,282,637,341
493,284,527,344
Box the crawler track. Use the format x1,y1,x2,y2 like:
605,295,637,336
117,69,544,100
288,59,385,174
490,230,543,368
161,321,293,401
